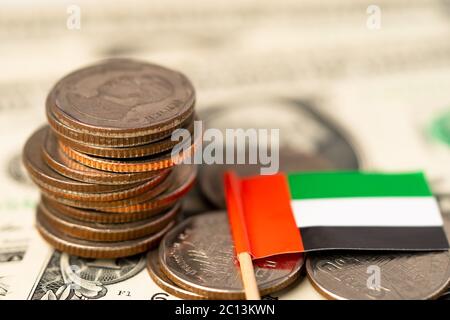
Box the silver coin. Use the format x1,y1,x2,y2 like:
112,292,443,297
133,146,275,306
146,250,207,300
306,251,450,300
198,97,362,208
159,212,304,299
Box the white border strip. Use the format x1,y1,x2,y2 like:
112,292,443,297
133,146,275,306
291,197,443,228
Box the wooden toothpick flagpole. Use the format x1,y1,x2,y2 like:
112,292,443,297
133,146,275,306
238,252,261,300
225,171,261,300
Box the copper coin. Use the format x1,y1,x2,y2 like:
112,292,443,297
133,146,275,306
146,250,206,300
38,201,179,242
42,131,162,185
23,126,130,193
36,170,169,202
41,196,172,224
53,117,195,159
47,102,196,147
36,209,175,259
59,138,196,173
102,165,197,213
49,58,195,137
40,167,176,209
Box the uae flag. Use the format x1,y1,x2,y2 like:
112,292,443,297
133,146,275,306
225,171,449,259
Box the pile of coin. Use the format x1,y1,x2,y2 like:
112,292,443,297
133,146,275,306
23,59,197,258
147,212,304,299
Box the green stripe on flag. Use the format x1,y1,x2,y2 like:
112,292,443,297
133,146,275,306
287,171,433,199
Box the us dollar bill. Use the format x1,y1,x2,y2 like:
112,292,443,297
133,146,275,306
0,86,42,299
7,231,323,300
7,232,171,300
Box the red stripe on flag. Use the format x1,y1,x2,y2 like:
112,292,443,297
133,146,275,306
224,171,251,255
224,172,304,259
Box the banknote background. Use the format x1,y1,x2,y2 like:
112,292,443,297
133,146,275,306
0,0,449,300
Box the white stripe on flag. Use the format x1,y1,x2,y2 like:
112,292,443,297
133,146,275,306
291,197,443,228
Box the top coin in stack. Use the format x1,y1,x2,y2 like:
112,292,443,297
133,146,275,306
47,58,196,146
24,58,198,259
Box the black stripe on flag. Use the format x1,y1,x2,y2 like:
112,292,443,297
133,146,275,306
300,226,450,251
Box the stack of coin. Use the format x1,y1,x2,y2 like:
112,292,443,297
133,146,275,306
146,212,304,299
23,59,197,258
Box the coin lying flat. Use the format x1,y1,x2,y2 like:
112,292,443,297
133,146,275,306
53,118,195,159
39,201,179,242
159,212,304,299
40,168,174,209
46,102,195,147
146,250,206,300
35,170,169,203
59,138,195,173
41,196,170,224
23,126,131,193
306,251,450,300
36,208,174,258
42,130,162,185
49,58,195,137
102,165,197,213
